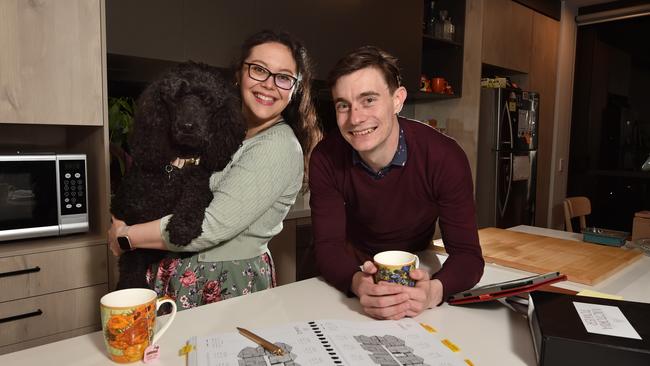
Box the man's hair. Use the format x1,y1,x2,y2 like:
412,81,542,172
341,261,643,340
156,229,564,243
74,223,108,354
327,46,402,93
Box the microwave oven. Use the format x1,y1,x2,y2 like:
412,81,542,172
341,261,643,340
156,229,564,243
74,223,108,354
0,154,89,242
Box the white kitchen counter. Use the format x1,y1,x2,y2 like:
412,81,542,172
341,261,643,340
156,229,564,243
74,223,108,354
2,225,649,365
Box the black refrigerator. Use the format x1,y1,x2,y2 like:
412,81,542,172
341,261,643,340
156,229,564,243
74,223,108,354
476,87,539,228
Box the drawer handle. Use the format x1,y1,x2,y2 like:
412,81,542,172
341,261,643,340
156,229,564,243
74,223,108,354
0,266,41,278
0,309,43,324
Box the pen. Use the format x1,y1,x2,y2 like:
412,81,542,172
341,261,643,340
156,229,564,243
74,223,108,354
236,327,284,356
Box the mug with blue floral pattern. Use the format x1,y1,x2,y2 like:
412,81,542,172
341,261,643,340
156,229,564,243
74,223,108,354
373,250,420,287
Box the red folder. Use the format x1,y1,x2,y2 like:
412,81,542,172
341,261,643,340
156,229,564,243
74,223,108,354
448,272,568,305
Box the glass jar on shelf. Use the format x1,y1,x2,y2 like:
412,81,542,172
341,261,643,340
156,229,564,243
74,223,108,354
443,16,455,41
426,1,437,35
435,10,446,39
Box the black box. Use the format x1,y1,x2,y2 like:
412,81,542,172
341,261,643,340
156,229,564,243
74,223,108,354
528,291,650,366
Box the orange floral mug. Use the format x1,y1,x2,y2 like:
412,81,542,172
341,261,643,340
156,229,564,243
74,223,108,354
100,288,177,363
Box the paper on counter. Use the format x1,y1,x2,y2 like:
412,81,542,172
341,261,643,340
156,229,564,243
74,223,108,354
187,318,469,366
573,302,642,339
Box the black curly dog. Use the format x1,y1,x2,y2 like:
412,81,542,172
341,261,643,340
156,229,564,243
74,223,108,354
111,61,246,290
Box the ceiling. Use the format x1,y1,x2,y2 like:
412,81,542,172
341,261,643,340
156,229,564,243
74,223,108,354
567,0,613,7
591,14,650,67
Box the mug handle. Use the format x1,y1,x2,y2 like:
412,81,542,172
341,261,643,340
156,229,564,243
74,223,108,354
152,297,177,345
413,255,420,269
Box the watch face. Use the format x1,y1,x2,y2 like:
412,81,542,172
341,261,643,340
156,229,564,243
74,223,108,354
117,236,132,251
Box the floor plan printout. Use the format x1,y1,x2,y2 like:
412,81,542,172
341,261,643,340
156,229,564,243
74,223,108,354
187,318,468,366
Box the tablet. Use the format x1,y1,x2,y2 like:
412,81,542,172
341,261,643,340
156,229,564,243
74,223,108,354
448,271,567,305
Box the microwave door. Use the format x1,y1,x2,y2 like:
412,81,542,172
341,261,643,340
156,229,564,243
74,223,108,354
0,159,59,241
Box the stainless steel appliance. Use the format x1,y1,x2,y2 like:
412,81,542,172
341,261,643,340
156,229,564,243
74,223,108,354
0,154,89,241
476,88,539,228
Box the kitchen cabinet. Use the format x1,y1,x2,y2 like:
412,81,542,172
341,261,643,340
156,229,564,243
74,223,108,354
481,0,534,73
0,0,110,354
268,218,297,286
529,11,559,227
0,235,111,355
0,285,107,352
268,216,316,286
415,0,466,100
479,1,560,227
0,245,107,303
0,0,104,125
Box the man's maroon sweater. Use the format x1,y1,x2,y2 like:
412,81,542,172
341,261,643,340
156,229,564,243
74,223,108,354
309,118,484,300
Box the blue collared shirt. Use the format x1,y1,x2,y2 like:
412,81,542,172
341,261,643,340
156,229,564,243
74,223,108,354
352,127,407,179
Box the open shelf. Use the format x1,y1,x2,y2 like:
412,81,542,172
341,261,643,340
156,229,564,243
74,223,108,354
422,34,463,48
420,0,465,99
408,91,459,102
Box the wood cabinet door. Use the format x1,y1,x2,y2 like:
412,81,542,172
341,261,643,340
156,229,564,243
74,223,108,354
529,12,559,227
481,0,533,73
0,0,103,125
0,244,108,302
0,284,106,347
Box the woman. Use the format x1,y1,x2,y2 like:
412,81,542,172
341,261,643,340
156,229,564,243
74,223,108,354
108,30,320,309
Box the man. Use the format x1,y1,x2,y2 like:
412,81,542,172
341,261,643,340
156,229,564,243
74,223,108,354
309,46,484,320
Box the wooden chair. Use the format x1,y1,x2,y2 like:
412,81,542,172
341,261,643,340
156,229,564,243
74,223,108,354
563,196,591,233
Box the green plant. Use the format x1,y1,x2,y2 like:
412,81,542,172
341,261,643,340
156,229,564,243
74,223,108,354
108,97,135,176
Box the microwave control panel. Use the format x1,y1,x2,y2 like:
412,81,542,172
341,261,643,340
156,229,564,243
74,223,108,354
58,159,87,215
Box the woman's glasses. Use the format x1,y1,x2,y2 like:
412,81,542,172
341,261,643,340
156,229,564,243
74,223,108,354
244,63,298,90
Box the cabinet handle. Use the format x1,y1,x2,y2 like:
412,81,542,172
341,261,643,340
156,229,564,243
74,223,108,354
0,309,43,324
0,266,41,278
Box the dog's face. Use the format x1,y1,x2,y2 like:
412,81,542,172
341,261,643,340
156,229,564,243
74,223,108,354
167,91,215,153
130,62,246,170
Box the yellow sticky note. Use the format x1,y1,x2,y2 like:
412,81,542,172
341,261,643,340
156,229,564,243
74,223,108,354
441,338,461,352
419,323,437,333
577,289,623,300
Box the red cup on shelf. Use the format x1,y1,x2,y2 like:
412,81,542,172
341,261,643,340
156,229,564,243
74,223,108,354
431,77,448,94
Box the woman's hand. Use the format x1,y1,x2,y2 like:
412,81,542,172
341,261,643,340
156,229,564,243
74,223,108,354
108,215,129,257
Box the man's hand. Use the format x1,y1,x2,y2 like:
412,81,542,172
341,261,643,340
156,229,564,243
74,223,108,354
351,262,444,319
402,269,444,317
351,261,411,320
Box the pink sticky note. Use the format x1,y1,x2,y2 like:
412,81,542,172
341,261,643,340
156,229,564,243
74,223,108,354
143,344,160,363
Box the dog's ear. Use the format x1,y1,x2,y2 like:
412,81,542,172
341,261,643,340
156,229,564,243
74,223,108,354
202,95,247,172
128,78,177,169
159,77,189,103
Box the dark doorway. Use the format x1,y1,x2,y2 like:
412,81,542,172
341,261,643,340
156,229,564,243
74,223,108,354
568,14,650,232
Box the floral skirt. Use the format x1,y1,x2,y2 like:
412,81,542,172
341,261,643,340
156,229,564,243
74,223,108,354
146,252,276,311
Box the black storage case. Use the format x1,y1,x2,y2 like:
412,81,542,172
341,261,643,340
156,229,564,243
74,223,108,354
529,291,650,366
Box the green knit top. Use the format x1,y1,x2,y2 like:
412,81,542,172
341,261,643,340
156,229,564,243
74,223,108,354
160,121,303,261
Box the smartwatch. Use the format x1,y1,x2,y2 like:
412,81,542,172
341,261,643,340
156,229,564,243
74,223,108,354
117,235,134,251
